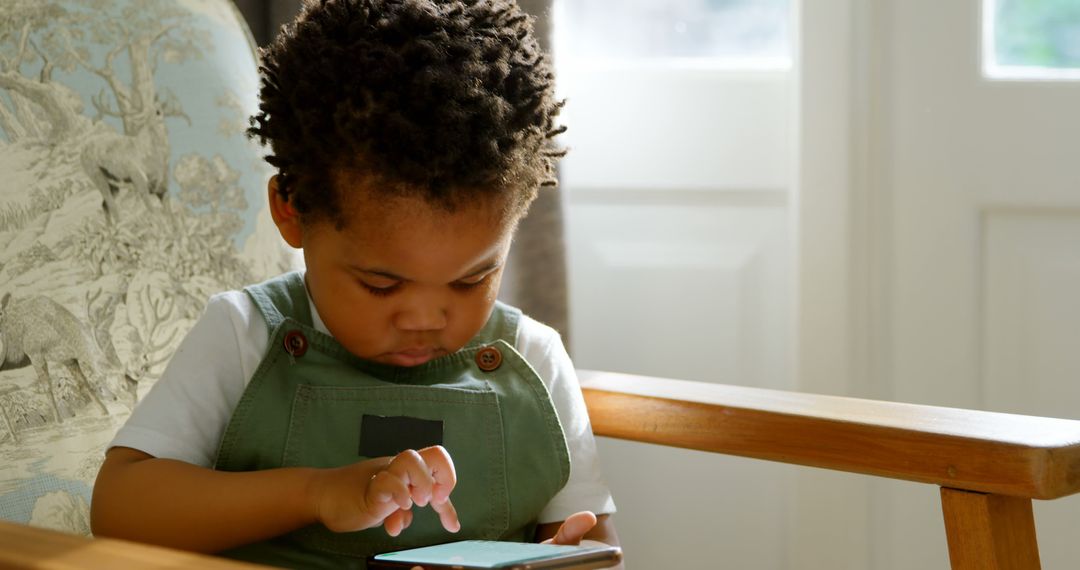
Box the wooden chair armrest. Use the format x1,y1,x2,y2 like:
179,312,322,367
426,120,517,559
0,520,268,569
579,370,1080,500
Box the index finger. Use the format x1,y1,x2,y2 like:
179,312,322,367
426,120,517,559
431,493,460,533
417,445,456,503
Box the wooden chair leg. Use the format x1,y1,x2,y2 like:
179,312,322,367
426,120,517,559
940,487,1041,570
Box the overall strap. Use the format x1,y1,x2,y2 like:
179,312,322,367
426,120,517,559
472,301,521,347
243,271,313,330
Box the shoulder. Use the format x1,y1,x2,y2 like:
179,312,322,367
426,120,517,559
514,313,567,374
165,290,269,389
204,289,272,374
513,313,576,395
161,289,268,372
205,289,264,332
515,313,564,354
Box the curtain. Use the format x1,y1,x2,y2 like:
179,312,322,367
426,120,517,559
233,0,302,47
497,0,570,342
234,0,570,341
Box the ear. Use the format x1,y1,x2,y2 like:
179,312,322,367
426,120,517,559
268,175,304,249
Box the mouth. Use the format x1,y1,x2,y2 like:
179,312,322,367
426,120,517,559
382,347,443,367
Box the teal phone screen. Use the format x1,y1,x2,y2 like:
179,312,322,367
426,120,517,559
372,540,606,568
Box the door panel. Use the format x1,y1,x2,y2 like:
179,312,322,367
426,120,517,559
982,210,1080,418
568,194,793,569
560,55,795,567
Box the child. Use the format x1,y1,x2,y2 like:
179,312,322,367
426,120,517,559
89,0,619,568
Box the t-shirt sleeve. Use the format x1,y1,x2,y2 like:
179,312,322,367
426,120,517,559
517,317,617,524
108,291,267,467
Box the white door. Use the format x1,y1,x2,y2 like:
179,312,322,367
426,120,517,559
799,0,1080,568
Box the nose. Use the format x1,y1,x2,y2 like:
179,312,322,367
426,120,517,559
393,298,448,332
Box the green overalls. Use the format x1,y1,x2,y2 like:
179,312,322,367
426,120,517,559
212,272,571,569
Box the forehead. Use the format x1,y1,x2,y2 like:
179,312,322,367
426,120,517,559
327,168,518,230
310,185,515,278
337,186,512,235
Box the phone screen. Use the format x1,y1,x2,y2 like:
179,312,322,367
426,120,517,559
369,540,621,569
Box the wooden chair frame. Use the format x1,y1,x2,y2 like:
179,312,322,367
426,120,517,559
3,370,1078,568
580,370,1080,570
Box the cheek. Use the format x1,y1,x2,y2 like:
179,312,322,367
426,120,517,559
443,288,499,342
482,271,505,303
316,282,393,351
465,282,502,329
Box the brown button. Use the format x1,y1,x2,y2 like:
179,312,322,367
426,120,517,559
283,330,309,357
475,346,502,372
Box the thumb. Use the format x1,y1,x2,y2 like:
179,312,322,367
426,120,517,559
550,511,598,545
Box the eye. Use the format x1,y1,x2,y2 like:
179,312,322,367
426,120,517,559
450,273,490,292
359,279,402,297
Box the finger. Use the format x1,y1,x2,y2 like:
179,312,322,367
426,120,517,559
400,507,414,531
388,449,436,508
384,509,406,537
369,469,413,511
552,511,598,545
418,445,457,503
430,495,460,533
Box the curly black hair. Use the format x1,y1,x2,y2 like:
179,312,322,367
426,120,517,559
247,0,565,226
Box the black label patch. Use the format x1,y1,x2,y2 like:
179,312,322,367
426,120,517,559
359,415,444,457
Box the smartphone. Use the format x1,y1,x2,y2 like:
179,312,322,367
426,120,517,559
368,540,622,570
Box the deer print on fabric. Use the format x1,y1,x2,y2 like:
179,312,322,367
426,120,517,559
0,293,117,424
80,95,187,228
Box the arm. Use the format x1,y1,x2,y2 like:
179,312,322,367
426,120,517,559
91,447,320,552
91,445,459,553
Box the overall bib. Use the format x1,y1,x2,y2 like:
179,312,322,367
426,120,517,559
213,272,571,569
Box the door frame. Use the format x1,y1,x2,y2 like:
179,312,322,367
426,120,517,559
789,0,882,566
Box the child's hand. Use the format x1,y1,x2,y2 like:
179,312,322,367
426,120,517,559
542,511,598,546
310,445,460,536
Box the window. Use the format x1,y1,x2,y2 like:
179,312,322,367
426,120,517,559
554,0,792,69
551,0,793,191
985,0,1080,79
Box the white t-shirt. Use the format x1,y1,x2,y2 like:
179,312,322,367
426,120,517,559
110,286,616,524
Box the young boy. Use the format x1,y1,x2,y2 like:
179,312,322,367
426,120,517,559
90,0,619,568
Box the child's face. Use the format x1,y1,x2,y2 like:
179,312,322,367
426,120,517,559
270,178,514,367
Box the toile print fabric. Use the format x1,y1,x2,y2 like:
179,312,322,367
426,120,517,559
0,0,296,535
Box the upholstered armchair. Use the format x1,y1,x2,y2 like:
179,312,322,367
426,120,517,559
0,0,293,539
